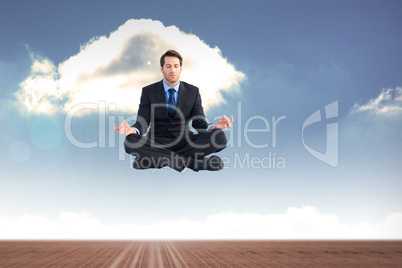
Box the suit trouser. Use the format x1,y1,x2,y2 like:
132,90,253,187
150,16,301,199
124,129,227,171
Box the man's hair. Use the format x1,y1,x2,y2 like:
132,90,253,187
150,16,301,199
160,50,183,67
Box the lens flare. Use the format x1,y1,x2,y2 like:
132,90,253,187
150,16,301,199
30,117,62,150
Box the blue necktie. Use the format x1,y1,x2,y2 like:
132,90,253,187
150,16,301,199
167,88,176,117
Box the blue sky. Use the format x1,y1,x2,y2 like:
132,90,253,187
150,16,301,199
0,0,401,239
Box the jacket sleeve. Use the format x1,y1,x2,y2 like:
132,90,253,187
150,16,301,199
132,88,150,135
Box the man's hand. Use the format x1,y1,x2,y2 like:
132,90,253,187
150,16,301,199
114,120,137,136
211,115,234,130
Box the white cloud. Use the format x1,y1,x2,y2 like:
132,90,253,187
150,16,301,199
350,87,402,115
15,19,245,115
1,206,401,240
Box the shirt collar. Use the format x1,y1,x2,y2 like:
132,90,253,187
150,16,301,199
162,80,180,93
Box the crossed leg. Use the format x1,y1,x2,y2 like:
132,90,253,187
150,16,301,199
124,129,227,172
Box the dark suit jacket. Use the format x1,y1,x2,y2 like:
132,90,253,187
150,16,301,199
132,80,210,138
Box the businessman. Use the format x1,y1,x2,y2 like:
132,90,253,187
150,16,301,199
114,50,234,172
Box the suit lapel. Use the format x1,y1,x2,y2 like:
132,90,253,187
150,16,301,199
154,80,168,116
155,80,187,118
176,82,188,117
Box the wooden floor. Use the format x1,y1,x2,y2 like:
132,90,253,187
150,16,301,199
1,240,402,267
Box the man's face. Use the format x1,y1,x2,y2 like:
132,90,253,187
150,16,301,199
161,56,182,86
